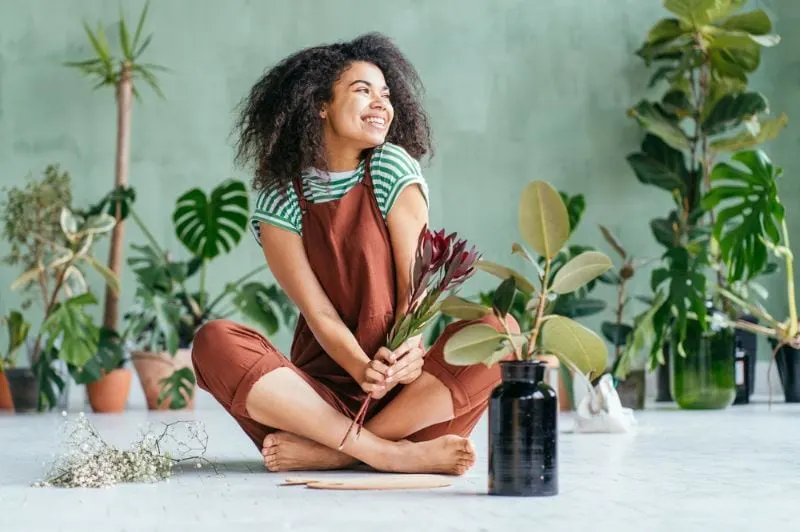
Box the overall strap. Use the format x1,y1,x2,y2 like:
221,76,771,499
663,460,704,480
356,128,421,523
361,149,376,189
292,177,308,214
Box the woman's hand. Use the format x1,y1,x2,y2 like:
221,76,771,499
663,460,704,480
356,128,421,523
360,348,395,399
386,336,425,386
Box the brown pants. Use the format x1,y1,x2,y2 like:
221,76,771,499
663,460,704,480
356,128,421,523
190,314,517,449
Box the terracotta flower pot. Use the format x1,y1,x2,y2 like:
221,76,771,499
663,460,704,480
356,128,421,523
86,368,132,413
0,371,14,411
132,348,196,410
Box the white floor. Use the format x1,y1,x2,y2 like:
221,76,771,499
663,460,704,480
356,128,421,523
1,395,798,532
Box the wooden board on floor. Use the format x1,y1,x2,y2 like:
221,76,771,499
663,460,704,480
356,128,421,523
281,475,452,491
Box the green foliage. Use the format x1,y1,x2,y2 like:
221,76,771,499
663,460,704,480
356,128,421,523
0,311,31,372
443,181,611,380
65,1,167,100
626,1,785,361
702,150,784,282
173,180,250,260
69,327,127,385
0,165,73,310
157,367,196,410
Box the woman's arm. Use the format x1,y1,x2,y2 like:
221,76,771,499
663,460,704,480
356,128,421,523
258,222,388,393
386,184,429,326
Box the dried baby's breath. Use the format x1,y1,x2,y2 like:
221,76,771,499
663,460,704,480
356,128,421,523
33,413,211,488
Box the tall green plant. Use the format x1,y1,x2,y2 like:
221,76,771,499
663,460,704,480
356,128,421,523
440,181,611,381
66,1,167,332
627,1,785,360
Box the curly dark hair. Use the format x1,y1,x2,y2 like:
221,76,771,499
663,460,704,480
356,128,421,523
233,32,433,193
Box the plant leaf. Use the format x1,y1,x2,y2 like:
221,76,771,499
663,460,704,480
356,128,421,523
60,208,80,241
440,295,491,321
599,225,627,259
709,113,788,152
83,255,121,295
702,92,768,135
81,213,116,235
601,322,634,347
132,0,151,51
157,367,195,409
540,316,608,377
518,180,570,261
552,296,606,318
10,266,43,291
173,179,249,260
231,282,297,335
550,251,613,294
443,324,507,366
492,278,517,318
476,260,536,295
720,9,771,35
702,150,784,281
645,18,687,45
626,134,689,193
627,100,691,150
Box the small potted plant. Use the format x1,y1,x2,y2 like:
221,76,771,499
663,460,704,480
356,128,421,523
0,311,32,411
2,166,121,412
441,180,610,497
706,150,800,403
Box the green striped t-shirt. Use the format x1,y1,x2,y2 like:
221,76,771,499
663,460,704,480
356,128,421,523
249,142,429,241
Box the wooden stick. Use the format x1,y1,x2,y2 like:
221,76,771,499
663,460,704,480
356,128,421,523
338,396,370,450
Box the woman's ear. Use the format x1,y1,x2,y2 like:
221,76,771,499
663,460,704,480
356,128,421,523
319,104,328,119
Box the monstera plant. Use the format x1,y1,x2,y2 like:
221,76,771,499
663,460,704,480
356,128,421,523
440,180,611,384
115,179,296,409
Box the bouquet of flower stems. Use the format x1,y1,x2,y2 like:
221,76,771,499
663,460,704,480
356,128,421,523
338,225,481,448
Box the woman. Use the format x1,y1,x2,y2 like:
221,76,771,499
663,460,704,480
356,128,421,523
191,33,516,476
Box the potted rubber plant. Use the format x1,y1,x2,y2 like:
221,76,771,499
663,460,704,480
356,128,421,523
626,1,784,409
441,180,610,497
99,179,296,410
426,190,607,411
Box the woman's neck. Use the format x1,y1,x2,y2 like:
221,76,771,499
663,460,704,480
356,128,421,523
322,132,364,172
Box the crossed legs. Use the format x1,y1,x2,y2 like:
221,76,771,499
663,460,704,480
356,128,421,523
192,315,516,474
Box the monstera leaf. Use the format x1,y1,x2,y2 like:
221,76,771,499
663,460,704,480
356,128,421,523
702,150,784,282
232,282,297,336
41,292,99,368
173,179,249,260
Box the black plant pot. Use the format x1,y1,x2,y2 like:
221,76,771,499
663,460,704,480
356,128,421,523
733,315,758,405
773,343,800,403
488,360,557,497
6,368,39,413
655,343,672,402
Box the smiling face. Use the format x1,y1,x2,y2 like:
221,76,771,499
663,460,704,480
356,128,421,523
320,61,394,160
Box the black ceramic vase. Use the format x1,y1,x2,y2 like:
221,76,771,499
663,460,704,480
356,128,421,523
488,360,557,497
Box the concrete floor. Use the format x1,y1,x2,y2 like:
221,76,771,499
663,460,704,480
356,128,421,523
1,396,797,532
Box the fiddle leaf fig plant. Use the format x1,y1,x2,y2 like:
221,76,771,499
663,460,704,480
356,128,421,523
626,1,785,361
441,180,611,381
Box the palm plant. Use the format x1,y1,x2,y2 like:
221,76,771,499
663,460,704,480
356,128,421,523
66,1,166,332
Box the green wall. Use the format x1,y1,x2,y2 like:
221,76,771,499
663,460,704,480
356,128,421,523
0,0,794,359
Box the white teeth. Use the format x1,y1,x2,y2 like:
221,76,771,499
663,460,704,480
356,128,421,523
365,117,385,127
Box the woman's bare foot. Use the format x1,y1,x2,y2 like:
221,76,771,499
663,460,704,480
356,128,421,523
383,435,477,476
262,432,356,472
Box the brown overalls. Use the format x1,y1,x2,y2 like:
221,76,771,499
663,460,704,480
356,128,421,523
191,149,517,449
